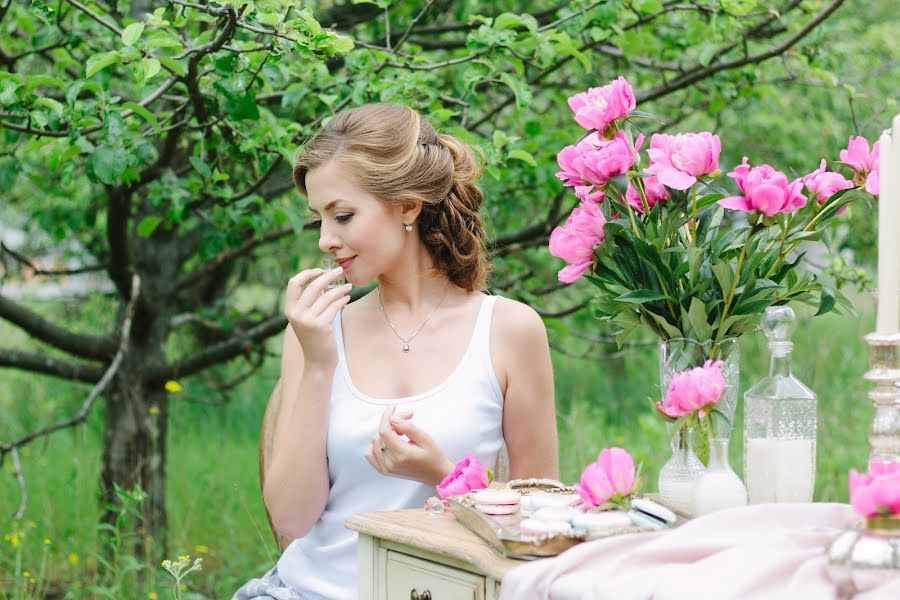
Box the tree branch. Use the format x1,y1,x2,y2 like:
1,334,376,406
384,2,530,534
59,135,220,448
0,294,116,360
152,313,287,381
639,0,845,103
174,225,293,292
0,274,140,458
1,242,107,276
0,347,105,382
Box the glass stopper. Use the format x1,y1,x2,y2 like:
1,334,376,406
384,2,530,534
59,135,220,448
762,305,795,354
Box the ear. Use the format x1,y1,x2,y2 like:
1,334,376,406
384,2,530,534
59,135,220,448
398,199,423,225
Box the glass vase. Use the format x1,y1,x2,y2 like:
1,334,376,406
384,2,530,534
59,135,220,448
692,436,748,516
659,337,740,463
657,426,705,516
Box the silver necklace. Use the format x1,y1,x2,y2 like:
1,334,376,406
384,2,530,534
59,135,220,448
377,282,451,353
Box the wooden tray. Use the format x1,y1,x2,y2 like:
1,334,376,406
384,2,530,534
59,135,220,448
449,490,687,560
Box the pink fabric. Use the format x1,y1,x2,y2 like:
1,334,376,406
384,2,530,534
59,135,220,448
500,503,900,600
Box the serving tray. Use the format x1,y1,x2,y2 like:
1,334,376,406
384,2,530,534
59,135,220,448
448,485,688,560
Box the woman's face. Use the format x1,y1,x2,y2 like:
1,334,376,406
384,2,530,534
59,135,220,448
305,159,407,286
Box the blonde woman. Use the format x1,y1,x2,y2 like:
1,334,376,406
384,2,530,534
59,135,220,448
234,103,558,600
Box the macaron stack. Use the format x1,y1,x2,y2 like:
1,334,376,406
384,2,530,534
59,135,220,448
471,489,521,515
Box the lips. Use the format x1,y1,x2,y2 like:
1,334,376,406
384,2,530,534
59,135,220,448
335,256,356,269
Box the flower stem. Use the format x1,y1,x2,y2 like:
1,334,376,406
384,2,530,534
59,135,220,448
715,226,757,344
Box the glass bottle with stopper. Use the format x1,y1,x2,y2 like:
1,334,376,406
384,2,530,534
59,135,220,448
743,306,817,503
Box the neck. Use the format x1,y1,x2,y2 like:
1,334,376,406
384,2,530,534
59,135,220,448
378,274,452,317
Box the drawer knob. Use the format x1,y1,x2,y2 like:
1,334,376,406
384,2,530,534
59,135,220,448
410,590,432,600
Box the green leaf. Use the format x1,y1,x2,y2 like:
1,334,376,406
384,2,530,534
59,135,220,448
121,102,160,133
616,289,668,303
121,22,145,47
89,145,128,184
139,58,161,84
329,33,355,53
137,216,162,238
815,287,836,316
687,297,712,340
508,149,536,166
158,56,186,77
86,51,120,78
189,156,211,178
711,260,733,296
499,73,532,108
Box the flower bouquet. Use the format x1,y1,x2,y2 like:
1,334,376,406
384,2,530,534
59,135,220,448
549,75,880,468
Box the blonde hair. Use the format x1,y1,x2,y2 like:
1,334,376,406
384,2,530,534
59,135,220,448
293,103,492,292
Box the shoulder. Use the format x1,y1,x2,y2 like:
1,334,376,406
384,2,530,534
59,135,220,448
490,296,548,347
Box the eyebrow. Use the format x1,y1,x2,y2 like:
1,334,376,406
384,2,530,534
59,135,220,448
309,199,347,215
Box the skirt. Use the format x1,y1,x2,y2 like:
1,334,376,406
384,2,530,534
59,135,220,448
232,565,302,600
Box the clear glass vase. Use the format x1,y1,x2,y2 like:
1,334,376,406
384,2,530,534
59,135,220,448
657,426,705,516
692,436,748,516
658,337,740,463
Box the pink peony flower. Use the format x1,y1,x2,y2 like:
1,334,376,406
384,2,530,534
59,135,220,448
849,461,900,518
802,159,854,212
626,175,670,212
575,447,637,508
717,157,807,216
567,77,636,132
840,136,880,195
556,132,643,189
579,131,644,188
657,359,726,418
549,198,607,283
575,185,605,203
645,132,721,190
436,452,489,500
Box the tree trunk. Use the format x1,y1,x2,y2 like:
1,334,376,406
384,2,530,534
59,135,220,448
99,315,170,557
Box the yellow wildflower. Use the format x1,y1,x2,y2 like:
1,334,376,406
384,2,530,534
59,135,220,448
44,538,51,545
27,521,37,529
68,553,79,565
194,544,209,554
23,571,30,578
148,593,158,599
149,406,160,415
164,380,182,393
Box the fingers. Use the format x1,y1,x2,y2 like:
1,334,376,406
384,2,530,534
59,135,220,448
388,415,430,447
284,269,324,315
308,282,353,316
298,267,347,308
363,446,383,474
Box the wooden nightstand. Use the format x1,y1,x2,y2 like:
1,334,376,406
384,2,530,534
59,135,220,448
346,508,525,600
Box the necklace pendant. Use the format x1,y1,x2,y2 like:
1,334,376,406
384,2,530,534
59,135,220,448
402,343,410,353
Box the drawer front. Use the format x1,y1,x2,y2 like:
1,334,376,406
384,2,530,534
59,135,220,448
385,550,485,600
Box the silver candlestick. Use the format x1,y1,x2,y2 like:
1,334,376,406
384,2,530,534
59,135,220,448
826,332,900,595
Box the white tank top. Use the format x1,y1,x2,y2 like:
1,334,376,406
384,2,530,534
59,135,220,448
277,294,505,599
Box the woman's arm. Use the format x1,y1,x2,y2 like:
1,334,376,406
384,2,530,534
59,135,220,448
493,299,559,480
262,325,333,540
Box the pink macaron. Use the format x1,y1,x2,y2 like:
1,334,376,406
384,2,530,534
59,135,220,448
472,489,521,515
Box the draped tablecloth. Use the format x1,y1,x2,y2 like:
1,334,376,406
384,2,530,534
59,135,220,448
500,503,900,600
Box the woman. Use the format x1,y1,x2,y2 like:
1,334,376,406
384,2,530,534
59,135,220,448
234,103,558,600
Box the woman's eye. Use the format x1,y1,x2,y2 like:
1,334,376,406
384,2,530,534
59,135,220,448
335,214,353,224
310,219,322,228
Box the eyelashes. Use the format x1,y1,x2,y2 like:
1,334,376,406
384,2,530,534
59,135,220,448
310,214,353,228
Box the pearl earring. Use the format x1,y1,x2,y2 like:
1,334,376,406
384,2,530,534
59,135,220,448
405,224,413,232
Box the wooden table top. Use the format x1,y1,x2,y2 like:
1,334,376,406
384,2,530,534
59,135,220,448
346,508,527,581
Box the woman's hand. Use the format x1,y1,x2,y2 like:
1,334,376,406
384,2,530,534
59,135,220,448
364,405,455,487
283,267,352,369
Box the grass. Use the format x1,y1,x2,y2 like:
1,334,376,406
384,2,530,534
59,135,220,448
1,299,875,598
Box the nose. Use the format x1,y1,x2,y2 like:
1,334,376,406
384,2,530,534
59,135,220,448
318,221,341,254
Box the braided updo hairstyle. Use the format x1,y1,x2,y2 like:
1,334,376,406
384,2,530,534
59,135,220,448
293,103,491,292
